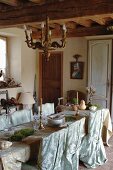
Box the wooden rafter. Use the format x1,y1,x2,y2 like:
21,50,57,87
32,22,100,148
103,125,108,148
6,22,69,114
29,0,46,4
0,0,113,37
0,0,113,27
0,0,19,6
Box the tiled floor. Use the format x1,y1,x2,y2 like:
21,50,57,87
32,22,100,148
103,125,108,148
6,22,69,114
79,136,113,170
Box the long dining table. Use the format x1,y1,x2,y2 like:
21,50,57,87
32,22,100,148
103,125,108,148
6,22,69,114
0,108,112,170
0,116,86,170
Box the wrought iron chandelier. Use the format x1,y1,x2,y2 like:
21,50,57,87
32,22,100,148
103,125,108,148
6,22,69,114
24,16,67,61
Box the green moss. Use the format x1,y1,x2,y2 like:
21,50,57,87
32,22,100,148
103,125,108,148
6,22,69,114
10,128,34,141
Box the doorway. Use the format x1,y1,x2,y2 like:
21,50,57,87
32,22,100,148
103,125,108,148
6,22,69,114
38,51,63,108
88,39,112,111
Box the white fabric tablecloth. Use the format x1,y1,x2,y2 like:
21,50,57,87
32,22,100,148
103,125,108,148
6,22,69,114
62,108,113,145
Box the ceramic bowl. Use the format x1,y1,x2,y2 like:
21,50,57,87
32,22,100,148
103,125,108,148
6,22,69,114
89,106,97,111
47,117,65,126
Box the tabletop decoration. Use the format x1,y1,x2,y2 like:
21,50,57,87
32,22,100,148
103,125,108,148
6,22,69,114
86,86,96,104
38,98,45,130
9,128,34,141
79,100,86,110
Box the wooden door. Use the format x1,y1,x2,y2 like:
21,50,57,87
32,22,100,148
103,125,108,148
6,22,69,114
88,39,112,110
39,51,63,107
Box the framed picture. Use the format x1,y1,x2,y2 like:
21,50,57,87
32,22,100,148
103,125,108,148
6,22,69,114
70,61,84,79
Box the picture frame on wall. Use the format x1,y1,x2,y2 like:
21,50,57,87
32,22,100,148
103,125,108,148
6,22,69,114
70,61,84,79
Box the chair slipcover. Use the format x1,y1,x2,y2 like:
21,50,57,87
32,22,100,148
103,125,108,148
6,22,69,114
38,103,54,116
0,114,10,130
80,110,107,168
10,109,33,126
22,118,85,170
22,128,67,170
64,118,85,170
37,128,67,170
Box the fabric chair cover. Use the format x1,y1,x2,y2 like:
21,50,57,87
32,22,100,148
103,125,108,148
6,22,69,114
37,128,67,170
64,118,85,170
0,114,10,130
22,128,67,170
10,109,33,126
80,110,107,168
38,103,54,116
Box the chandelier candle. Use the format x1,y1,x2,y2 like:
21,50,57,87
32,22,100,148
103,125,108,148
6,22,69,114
77,91,78,105
24,16,67,61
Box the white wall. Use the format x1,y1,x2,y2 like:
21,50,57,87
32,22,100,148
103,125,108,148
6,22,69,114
63,37,87,99
21,36,36,93
0,28,37,94
8,37,21,83
0,27,87,99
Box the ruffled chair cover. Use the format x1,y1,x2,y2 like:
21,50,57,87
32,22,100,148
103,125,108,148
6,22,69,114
22,118,85,170
0,114,10,130
64,118,85,170
10,109,33,126
80,109,107,168
22,128,67,170
37,128,67,170
38,103,54,116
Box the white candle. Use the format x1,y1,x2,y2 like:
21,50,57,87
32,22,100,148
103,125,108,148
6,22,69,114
76,91,78,105
63,24,67,32
41,22,44,28
23,25,27,31
40,98,42,112
49,30,52,36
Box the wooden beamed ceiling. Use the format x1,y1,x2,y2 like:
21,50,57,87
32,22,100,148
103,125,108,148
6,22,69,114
0,0,113,37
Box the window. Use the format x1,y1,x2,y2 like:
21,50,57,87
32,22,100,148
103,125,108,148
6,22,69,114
0,37,7,81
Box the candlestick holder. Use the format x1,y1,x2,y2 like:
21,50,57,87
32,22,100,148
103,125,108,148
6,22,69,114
38,110,45,130
73,105,79,116
74,104,79,116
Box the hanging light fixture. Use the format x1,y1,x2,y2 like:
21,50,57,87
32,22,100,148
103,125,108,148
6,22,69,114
24,16,67,61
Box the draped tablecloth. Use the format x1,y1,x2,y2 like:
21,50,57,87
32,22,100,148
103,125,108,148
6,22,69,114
0,117,86,170
62,108,113,145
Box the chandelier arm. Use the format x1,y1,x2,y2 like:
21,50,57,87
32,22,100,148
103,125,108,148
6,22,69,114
24,16,67,61
51,38,66,48
41,27,44,47
51,29,66,48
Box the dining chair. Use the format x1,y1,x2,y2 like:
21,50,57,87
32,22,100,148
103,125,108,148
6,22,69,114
0,114,10,130
10,109,33,126
79,109,107,168
22,128,68,170
64,117,85,170
38,103,55,116
67,90,86,104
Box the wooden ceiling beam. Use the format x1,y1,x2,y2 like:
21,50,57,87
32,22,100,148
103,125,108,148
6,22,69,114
0,0,113,27
32,25,109,39
74,19,92,27
29,0,46,4
90,16,106,25
0,0,20,6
